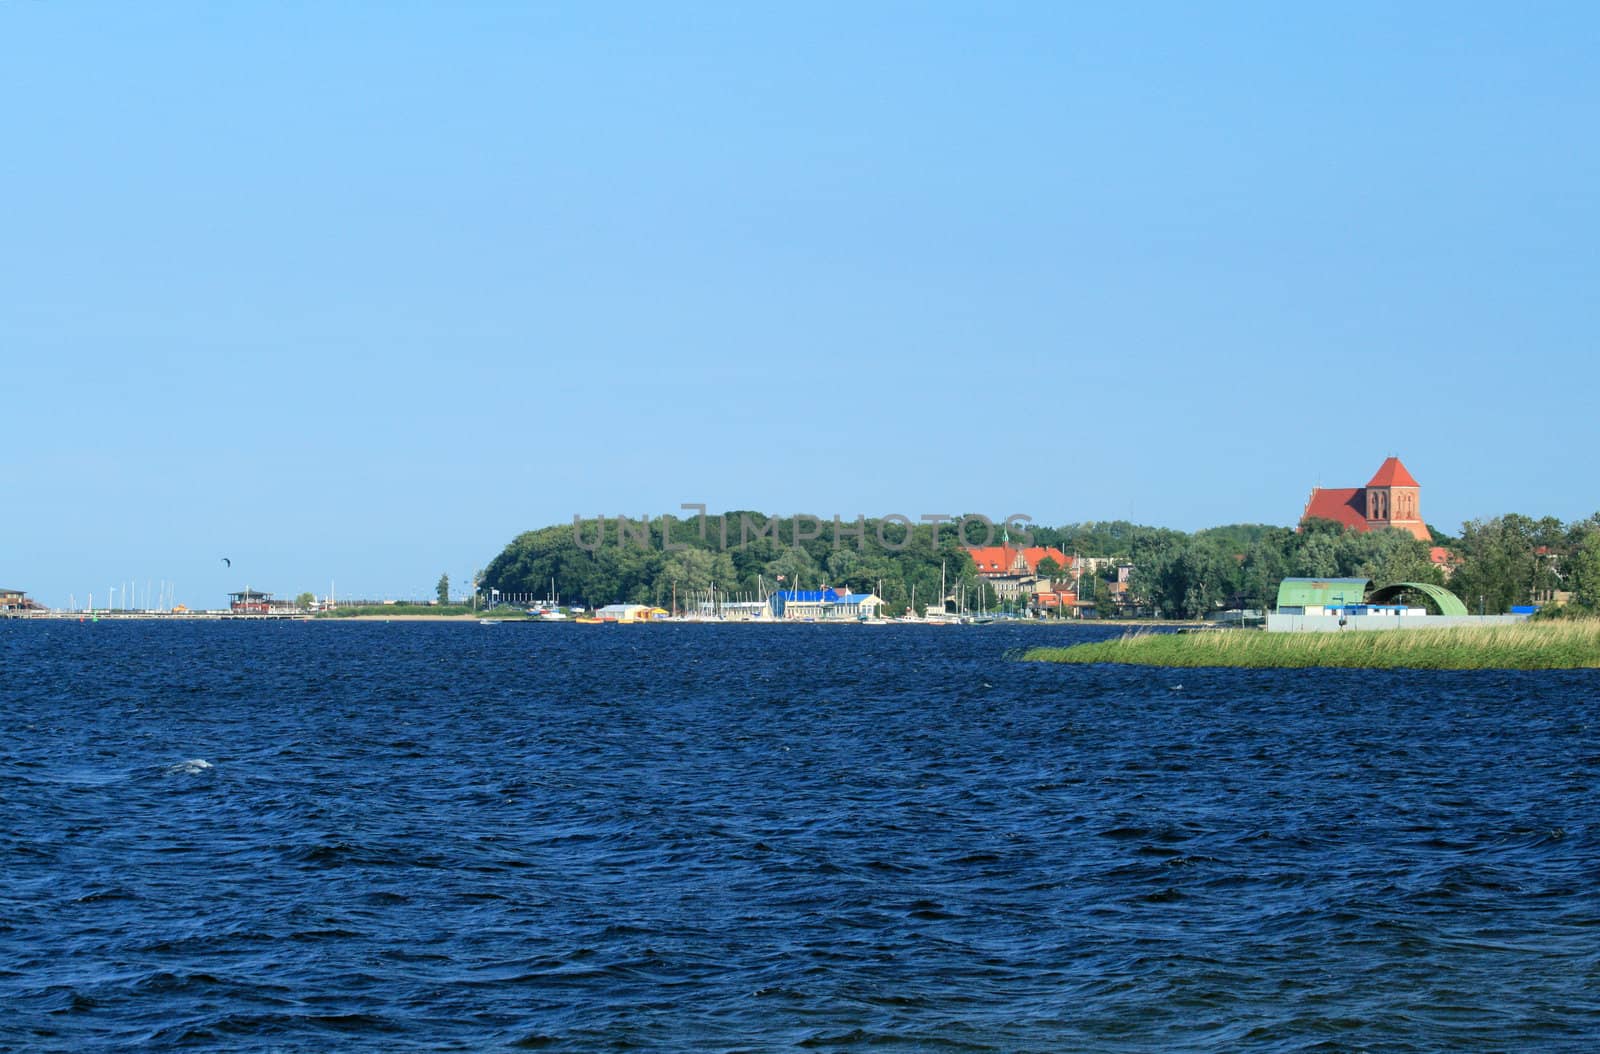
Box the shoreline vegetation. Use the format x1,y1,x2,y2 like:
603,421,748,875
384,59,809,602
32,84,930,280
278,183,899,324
1022,621,1600,670
315,604,479,619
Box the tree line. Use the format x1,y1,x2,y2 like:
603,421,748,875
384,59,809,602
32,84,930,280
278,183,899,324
481,514,1003,615
479,511,1600,619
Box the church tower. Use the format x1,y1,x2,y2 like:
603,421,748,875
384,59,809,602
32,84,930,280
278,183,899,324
1365,456,1424,538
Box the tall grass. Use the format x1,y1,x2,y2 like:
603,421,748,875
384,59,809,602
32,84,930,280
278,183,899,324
317,604,478,618
1023,620,1600,670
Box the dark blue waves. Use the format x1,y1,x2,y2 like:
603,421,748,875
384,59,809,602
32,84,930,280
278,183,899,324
3,621,1598,1051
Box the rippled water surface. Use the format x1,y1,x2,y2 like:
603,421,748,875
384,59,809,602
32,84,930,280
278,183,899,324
4,621,1599,1051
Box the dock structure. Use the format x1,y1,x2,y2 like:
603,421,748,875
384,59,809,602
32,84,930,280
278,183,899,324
3,585,313,620
4,609,311,620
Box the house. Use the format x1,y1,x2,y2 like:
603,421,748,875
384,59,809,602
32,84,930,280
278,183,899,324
1032,585,1080,614
1300,456,1431,542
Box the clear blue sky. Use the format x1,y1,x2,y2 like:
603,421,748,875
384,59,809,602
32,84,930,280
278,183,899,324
4,3,1597,608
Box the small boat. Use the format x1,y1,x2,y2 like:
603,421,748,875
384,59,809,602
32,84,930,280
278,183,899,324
478,618,503,625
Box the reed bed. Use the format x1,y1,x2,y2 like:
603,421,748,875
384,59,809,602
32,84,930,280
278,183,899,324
317,604,477,618
1023,620,1600,670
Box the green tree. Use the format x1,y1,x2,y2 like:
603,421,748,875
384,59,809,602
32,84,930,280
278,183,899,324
1567,532,1600,611
1239,531,1292,610
1357,530,1444,587
658,548,716,598
768,546,818,590
1449,516,1540,614
436,573,450,605
1091,575,1115,618
294,591,315,609
826,548,863,587
1128,534,1228,619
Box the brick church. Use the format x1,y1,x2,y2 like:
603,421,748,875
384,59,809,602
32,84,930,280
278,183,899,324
1300,456,1431,542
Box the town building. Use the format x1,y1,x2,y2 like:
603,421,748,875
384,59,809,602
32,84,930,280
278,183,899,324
228,589,304,614
1300,456,1431,542
965,544,1075,604
228,589,274,613
770,588,883,621
1,588,38,611
1107,564,1137,614
1031,585,1080,615
595,603,663,622
1272,578,1389,615
1266,576,1530,631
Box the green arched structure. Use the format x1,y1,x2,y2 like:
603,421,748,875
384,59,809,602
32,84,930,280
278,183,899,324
1367,582,1468,616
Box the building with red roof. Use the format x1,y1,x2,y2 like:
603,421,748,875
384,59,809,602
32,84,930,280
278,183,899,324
965,544,1075,609
1300,457,1430,542
966,545,1073,577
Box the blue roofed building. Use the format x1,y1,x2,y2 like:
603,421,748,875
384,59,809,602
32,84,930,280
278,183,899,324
771,588,883,621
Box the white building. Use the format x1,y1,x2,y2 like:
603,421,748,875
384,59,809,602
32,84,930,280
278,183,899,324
595,603,657,622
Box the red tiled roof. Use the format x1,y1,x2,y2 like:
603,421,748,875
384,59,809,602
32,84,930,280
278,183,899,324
1021,546,1073,572
1302,485,1431,541
1302,488,1368,531
1367,456,1419,488
965,545,1073,575
966,546,1018,573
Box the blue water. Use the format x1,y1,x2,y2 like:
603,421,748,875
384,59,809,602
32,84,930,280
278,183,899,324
3,621,1598,1051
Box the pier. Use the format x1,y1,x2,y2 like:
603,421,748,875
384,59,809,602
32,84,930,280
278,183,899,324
2,609,312,621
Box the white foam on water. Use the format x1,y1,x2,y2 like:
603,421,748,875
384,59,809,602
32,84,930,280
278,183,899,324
166,759,214,776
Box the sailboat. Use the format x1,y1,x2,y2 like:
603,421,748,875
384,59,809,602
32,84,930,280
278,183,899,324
894,583,921,622
924,562,959,625
527,578,569,620
964,566,995,625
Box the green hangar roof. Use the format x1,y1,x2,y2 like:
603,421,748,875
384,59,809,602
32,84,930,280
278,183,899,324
1274,578,1371,609
1367,581,1469,616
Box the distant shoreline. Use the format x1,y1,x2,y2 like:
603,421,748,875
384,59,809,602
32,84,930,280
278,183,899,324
6,611,1210,628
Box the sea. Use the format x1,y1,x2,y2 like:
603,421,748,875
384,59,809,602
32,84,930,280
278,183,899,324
3,620,1598,1052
